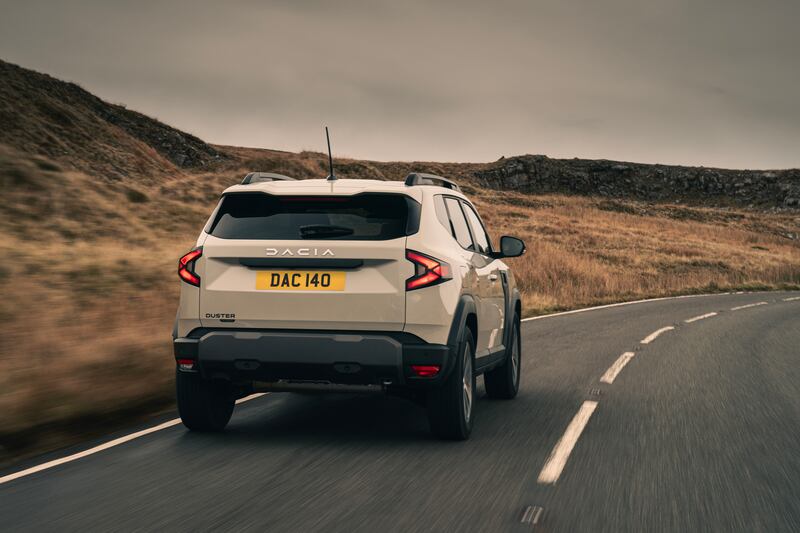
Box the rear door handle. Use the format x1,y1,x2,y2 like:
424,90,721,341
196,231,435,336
488,274,498,282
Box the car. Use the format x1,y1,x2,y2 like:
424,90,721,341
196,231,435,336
173,171,526,440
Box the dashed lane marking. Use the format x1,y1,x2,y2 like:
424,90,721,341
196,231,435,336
537,401,599,484
599,352,636,384
684,312,718,323
640,326,675,344
783,296,800,302
520,505,544,526
730,301,768,311
0,393,268,485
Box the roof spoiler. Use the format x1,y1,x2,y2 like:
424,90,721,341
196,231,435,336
241,172,296,185
404,173,460,191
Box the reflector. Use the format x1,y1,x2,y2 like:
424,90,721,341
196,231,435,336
411,365,441,377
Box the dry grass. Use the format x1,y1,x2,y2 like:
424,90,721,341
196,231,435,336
470,190,800,314
0,241,180,453
1,147,799,462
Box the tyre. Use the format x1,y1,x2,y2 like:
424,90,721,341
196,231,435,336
427,327,476,440
176,369,235,431
484,315,521,399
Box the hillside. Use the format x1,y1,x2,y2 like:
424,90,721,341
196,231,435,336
1,59,799,463
0,59,226,181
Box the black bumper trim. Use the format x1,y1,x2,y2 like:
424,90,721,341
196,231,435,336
173,337,199,358
174,329,453,388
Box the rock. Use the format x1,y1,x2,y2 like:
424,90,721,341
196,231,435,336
473,155,800,211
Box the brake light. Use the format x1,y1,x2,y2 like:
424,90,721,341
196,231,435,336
279,196,349,202
177,358,196,371
406,250,452,291
178,248,202,287
411,364,441,377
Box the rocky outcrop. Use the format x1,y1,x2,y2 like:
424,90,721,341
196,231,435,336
475,155,800,210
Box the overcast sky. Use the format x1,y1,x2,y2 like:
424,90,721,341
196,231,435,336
1,0,799,169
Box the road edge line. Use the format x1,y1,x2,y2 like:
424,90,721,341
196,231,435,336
0,393,268,485
521,291,792,323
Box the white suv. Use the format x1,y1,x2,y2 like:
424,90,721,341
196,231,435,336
173,172,525,440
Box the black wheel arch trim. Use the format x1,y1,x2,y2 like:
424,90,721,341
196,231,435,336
447,294,478,349
489,286,521,374
504,287,521,349
442,295,478,379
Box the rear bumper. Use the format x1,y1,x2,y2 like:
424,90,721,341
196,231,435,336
174,329,454,388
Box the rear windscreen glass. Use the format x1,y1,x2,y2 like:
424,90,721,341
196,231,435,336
208,193,418,240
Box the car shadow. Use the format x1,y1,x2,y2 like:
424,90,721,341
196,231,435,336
175,379,564,449
230,392,433,443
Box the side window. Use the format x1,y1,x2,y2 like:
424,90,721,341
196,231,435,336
462,202,491,255
434,195,453,235
444,197,474,250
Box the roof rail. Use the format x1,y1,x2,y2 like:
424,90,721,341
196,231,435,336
404,172,460,191
241,172,296,185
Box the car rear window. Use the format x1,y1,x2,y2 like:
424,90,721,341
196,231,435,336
207,193,420,240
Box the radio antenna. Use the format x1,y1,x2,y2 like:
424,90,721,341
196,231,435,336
325,126,336,181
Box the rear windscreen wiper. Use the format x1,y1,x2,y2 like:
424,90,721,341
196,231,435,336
299,225,355,239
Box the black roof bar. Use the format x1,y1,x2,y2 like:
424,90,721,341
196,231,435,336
241,172,296,185
404,172,460,191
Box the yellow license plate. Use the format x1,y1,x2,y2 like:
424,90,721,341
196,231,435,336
256,271,346,291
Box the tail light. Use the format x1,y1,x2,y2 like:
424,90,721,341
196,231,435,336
178,247,202,287
406,250,452,291
177,358,196,371
411,364,441,377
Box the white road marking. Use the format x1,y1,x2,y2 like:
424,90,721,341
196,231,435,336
640,326,675,344
783,296,800,302
521,291,799,323
236,392,267,404
0,393,268,485
600,352,636,384
488,328,499,348
520,505,544,525
537,401,598,484
521,294,714,322
730,301,768,311
684,312,718,323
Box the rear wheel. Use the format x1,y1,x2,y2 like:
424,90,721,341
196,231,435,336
176,369,235,431
427,327,475,440
484,316,521,399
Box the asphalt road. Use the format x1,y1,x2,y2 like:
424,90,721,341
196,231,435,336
1,291,799,532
